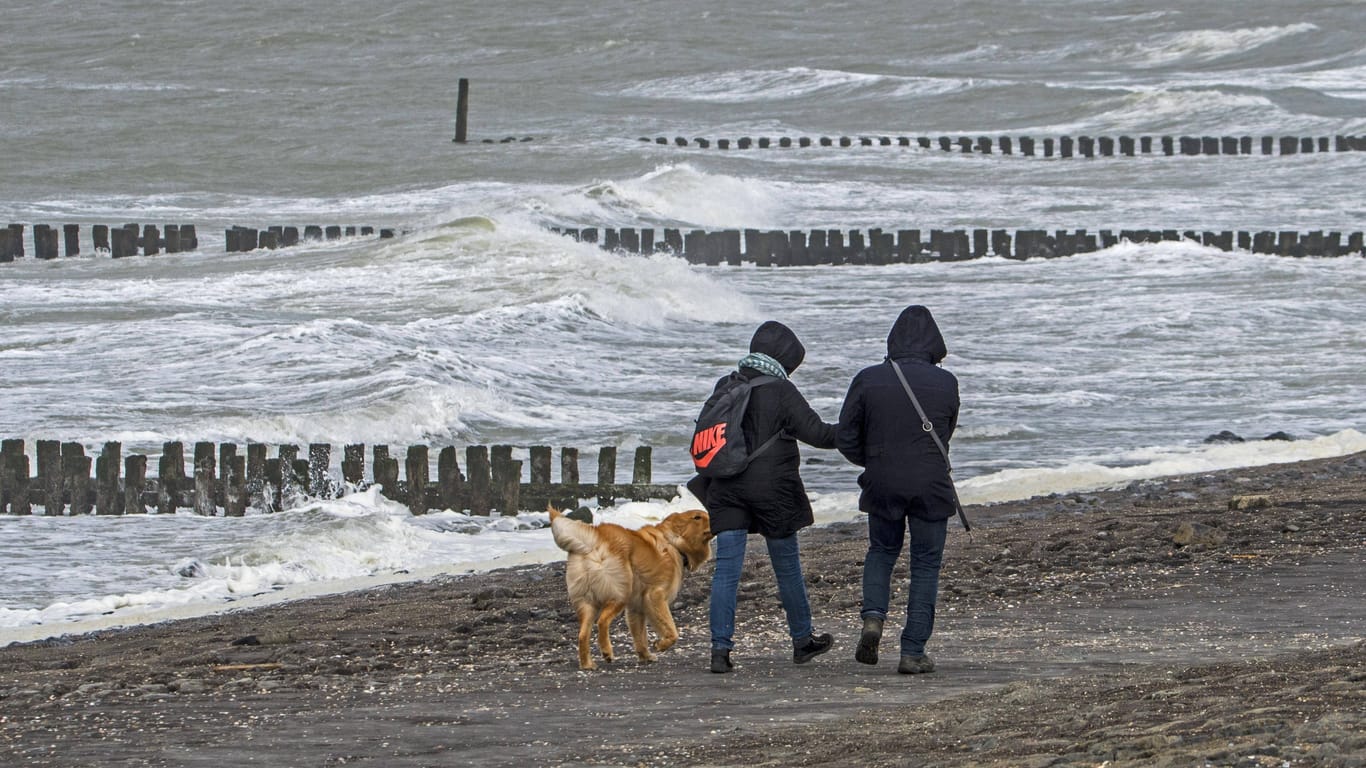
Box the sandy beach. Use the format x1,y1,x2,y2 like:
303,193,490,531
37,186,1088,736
2,451,1363,767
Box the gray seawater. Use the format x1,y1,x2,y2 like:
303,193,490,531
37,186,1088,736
1,0,1363,637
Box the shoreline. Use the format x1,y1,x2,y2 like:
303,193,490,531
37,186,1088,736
1,451,1363,766
6,430,1364,647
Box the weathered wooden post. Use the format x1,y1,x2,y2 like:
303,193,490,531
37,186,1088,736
466,445,492,515
124,454,147,514
264,457,283,510
194,442,216,516
406,445,429,515
91,225,108,254
142,225,160,256
453,77,470,143
36,441,62,515
0,228,14,263
111,226,132,258
63,443,91,515
164,224,181,254
369,445,393,500
530,446,552,486
308,443,331,497
217,444,236,494
33,225,56,260
489,445,516,515
632,447,651,485
991,230,1012,259
847,230,866,265
663,228,682,254
246,443,268,510
274,444,299,505
561,447,579,486
0,440,12,512
683,230,704,264
63,224,80,257
95,442,122,515
7,224,24,257
342,444,365,487
597,447,617,508
1,439,29,514
557,447,580,510
224,454,247,517
788,229,808,266
438,446,464,511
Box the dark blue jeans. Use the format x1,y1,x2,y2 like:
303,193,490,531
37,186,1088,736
710,529,814,651
861,513,948,657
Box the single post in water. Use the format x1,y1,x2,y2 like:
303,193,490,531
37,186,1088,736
453,78,470,143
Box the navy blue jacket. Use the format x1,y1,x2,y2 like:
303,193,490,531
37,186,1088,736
836,306,960,521
690,321,836,538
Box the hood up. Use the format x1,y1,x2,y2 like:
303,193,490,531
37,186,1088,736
886,305,947,364
749,320,806,374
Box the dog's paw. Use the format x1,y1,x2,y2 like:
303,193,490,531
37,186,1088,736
579,660,598,671
636,651,657,663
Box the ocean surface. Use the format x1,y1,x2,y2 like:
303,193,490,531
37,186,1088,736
2,0,1363,644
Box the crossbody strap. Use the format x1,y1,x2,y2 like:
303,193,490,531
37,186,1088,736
888,360,971,533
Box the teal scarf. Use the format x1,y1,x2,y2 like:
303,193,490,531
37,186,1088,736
738,352,788,380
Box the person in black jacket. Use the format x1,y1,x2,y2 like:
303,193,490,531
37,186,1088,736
836,305,960,675
688,320,837,674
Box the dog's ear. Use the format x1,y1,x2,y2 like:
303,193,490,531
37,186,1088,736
547,503,561,521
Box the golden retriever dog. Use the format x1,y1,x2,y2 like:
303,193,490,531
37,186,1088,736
548,506,713,670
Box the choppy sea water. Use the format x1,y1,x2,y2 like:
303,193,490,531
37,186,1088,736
1,0,1363,643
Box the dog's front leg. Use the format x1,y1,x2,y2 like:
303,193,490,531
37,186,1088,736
625,609,657,662
644,590,680,653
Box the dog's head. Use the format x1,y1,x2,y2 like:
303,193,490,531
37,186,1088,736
658,509,713,572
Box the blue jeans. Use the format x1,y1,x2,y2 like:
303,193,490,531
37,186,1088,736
861,514,948,657
710,529,814,651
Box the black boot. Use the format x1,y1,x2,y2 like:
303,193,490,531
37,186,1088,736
855,616,883,665
897,654,935,675
710,649,733,674
793,633,834,664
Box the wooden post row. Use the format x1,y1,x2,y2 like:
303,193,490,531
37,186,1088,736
0,442,670,517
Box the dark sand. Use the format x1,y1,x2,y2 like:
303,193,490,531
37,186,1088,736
2,452,1363,767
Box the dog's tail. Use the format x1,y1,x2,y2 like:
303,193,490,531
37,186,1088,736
547,504,594,556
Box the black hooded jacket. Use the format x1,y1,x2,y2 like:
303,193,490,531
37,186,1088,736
690,321,836,538
836,306,960,521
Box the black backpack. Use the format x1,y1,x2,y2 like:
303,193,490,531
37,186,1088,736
690,373,780,478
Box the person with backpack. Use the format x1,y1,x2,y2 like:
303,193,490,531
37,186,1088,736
686,320,838,674
836,305,962,675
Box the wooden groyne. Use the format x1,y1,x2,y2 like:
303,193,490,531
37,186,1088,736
0,223,200,261
642,134,1366,156
553,226,1366,264
0,440,675,517
225,225,395,252
0,223,396,262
